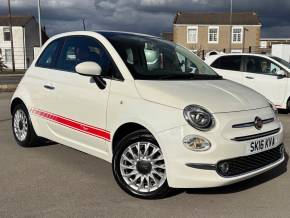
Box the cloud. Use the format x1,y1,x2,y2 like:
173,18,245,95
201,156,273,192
0,0,289,37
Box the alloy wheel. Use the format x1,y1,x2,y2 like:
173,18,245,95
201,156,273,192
119,141,166,193
13,109,28,142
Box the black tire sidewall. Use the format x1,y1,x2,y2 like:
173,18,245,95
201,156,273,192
112,130,170,199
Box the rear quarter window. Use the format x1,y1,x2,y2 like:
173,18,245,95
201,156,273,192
36,38,64,68
211,56,242,71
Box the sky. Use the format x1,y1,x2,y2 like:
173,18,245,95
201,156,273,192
0,0,289,38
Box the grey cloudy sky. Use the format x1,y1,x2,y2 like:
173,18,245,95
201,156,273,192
0,0,289,37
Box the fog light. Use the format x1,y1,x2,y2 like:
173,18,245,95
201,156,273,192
218,162,230,174
183,135,211,151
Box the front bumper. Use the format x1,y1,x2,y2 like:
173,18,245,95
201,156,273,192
187,144,284,177
157,107,285,188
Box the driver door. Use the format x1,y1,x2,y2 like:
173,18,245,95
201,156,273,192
41,36,113,155
242,56,288,106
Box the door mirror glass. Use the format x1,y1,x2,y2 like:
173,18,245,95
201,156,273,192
276,69,287,79
75,61,102,77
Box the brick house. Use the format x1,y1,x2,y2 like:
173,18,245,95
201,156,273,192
165,12,261,54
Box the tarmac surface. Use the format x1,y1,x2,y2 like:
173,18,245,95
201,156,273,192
0,74,23,85
0,92,290,218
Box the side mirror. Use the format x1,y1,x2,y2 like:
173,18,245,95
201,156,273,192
75,61,102,77
276,69,287,79
75,61,106,90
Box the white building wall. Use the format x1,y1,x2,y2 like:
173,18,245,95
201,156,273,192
0,26,25,69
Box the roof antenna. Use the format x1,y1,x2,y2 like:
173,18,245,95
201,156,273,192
82,18,86,31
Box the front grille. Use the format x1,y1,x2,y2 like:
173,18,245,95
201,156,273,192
231,128,280,142
217,144,284,177
232,118,274,128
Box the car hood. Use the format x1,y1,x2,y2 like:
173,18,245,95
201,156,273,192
135,79,269,113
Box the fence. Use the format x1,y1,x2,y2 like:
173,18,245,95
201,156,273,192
0,46,35,70
194,46,272,60
0,44,276,71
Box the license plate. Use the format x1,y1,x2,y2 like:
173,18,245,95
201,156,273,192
246,136,278,155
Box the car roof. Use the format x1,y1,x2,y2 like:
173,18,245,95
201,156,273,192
46,31,159,45
210,53,270,58
205,53,274,64
96,30,158,39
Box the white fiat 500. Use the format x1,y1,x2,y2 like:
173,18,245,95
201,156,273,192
11,31,285,199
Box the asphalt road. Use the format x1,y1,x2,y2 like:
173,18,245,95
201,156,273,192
1,92,290,218
0,74,23,85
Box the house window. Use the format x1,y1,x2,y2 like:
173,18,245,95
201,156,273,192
3,27,11,41
187,26,198,43
231,49,243,53
5,49,12,62
232,26,243,43
208,26,219,43
260,41,267,49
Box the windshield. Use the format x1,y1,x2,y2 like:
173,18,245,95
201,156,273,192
106,34,221,80
271,56,290,69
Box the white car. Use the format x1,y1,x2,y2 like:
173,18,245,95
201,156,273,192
11,31,285,199
205,53,290,111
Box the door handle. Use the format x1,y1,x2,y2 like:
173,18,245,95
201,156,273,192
245,76,254,79
43,84,55,90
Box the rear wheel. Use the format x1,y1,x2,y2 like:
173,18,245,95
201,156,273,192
112,130,171,199
287,99,290,112
12,103,41,147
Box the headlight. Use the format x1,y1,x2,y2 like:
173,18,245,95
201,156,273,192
183,105,215,131
268,101,278,116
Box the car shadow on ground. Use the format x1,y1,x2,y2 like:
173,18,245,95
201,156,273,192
36,138,58,146
179,152,289,196
278,109,289,115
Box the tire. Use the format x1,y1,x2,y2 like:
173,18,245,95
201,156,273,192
112,129,171,199
12,103,41,147
287,99,290,112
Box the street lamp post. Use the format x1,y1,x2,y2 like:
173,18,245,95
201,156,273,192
82,18,86,31
38,0,42,47
7,0,15,72
243,28,249,52
229,0,233,53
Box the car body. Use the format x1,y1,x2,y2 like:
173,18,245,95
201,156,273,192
11,31,285,199
205,53,290,110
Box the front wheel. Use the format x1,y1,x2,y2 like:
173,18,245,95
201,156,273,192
112,130,171,199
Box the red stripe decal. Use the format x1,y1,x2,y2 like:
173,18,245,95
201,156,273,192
30,108,110,141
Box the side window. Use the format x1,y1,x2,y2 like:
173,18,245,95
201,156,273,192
176,51,199,74
56,36,112,77
36,38,63,68
144,43,160,72
211,56,241,71
245,56,281,75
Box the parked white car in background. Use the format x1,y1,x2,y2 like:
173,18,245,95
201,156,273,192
11,31,284,199
205,53,290,111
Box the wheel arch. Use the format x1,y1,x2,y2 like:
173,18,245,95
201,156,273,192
10,97,26,114
112,122,152,154
287,96,290,110
10,93,42,137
